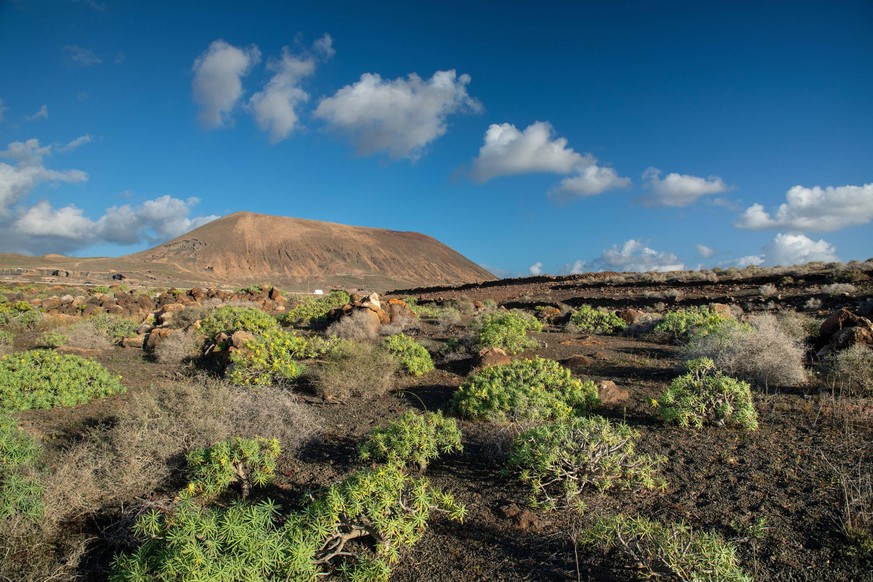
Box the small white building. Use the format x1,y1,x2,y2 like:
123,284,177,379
313,289,324,295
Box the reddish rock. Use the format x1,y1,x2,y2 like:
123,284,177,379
616,308,643,325
145,328,176,351
498,503,544,531
832,326,873,351
121,336,145,349
565,354,594,368
820,308,869,340
230,330,255,349
710,303,734,319
475,347,512,368
386,298,418,324
597,380,630,405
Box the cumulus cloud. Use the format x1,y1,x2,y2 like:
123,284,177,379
560,259,587,275
735,255,764,268
595,239,684,272
641,167,730,207
471,122,588,181
0,138,217,255
192,40,261,128
248,35,332,143
26,105,48,121
736,183,873,232
315,69,480,159
63,45,102,67
552,165,631,199
696,244,715,258
528,262,543,275
765,233,838,265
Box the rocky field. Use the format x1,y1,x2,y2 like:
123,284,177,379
0,260,871,581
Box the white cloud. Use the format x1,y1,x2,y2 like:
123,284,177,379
736,183,873,232
58,134,91,152
641,167,730,207
596,239,684,272
552,165,631,199
192,40,261,129
765,233,838,265
560,259,587,275
313,34,335,58
15,200,93,239
735,255,764,268
0,139,88,218
26,105,48,121
315,69,480,159
696,244,715,258
529,262,543,275
471,122,589,182
63,45,102,67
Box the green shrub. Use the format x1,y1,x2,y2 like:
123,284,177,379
475,310,542,354
88,313,139,341
0,349,126,412
185,437,281,499
568,305,625,334
382,333,435,376
580,514,752,582
113,463,464,581
359,411,462,472
653,306,730,343
0,413,44,521
0,330,11,346
0,301,42,330
658,357,758,431
38,330,67,348
226,328,333,386
508,416,665,511
199,305,279,339
452,357,598,423
280,290,350,326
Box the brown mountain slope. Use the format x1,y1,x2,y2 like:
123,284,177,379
0,212,495,292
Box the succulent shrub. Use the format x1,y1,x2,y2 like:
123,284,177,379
0,412,44,521
658,357,758,431
88,313,139,342
38,330,67,348
568,305,626,334
475,310,542,354
226,328,333,386
0,349,126,412
185,436,281,499
382,333,434,376
280,289,350,326
113,463,465,581
580,514,752,582
199,305,279,339
359,410,462,472
508,415,665,511
452,357,598,423
653,306,731,343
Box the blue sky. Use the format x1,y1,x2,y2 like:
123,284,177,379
1,1,871,276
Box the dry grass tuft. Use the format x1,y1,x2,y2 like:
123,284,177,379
309,340,397,401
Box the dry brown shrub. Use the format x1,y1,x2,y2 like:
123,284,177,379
309,340,397,401
775,310,819,343
60,319,113,350
828,344,873,397
153,329,204,364
326,309,380,340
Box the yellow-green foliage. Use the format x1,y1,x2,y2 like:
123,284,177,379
382,333,434,376
580,514,752,582
227,328,335,386
0,300,41,329
653,306,730,343
658,357,758,431
508,416,665,511
452,357,598,423
199,305,279,339
0,349,126,412
475,310,542,354
569,305,626,334
113,463,465,581
359,410,462,472
0,412,44,521
281,290,350,326
185,437,281,499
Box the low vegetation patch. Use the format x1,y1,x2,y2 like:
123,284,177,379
185,436,281,499
382,333,434,376
827,344,873,397
452,357,598,423
0,349,125,412
658,357,758,431
653,306,731,343
580,514,752,581
508,415,665,511
0,412,45,521
475,310,542,354
227,328,334,386
359,410,462,472
309,340,398,401
199,305,279,339
568,304,626,334
280,289,350,326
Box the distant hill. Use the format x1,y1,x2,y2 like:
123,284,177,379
0,212,495,292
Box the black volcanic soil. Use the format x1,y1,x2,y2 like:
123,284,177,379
5,263,873,581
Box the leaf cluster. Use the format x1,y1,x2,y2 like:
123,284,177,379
199,305,280,339
382,333,434,376
185,436,281,499
508,415,665,511
359,411,462,472
0,349,126,412
653,306,731,343
452,357,598,423
0,300,41,329
475,310,542,354
227,328,335,386
0,412,44,521
569,305,626,334
579,514,752,581
280,290,351,326
113,463,465,581
658,357,758,431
